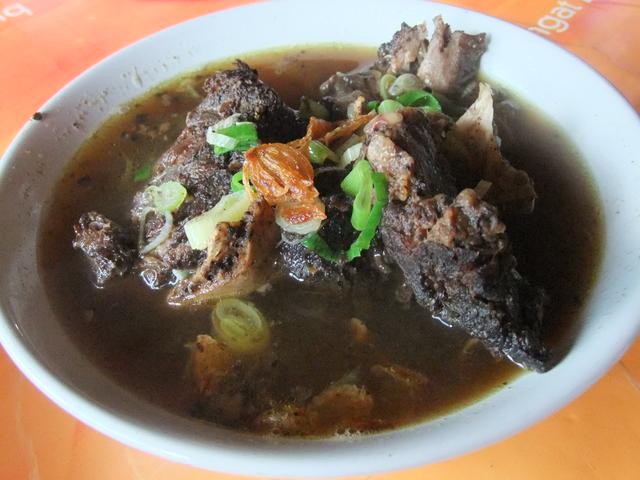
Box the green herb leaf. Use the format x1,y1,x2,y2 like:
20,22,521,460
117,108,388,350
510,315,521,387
299,98,330,120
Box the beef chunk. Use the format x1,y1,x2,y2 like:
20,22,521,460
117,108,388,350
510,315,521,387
417,16,488,105
319,70,381,118
382,190,547,371
364,108,455,201
168,200,279,305
364,110,548,371
320,18,487,118
128,62,304,301
372,18,487,105
72,212,135,285
376,22,428,74
191,60,306,142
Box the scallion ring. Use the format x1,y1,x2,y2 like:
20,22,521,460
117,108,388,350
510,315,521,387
308,140,338,165
379,73,396,100
145,181,187,212
377,99,403,114
139,209,174,255
212,298,271,355
396,90,442,112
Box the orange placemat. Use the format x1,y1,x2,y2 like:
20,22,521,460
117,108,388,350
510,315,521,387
1,1,639,478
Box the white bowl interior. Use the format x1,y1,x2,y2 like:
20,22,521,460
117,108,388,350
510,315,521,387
1,0,639,477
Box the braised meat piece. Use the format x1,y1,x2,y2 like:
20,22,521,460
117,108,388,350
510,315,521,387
416,16,488,105
375,18,488,103
129,62,306,298
364,109,548,371
168,200,280,305
319,70,381,118
72,212,135,285
381,190,548,371
376,22,428,74
321,18,488,113
364,108,454,201
193,60,306,141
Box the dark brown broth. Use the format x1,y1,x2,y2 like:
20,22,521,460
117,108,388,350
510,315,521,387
37,46,603,432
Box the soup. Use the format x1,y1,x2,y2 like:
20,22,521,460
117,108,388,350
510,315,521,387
38,20,603,436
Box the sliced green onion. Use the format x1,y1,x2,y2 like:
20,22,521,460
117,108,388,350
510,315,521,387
301,171,389,262
367,100,380,112
207,131,238,152
301,233,340,262
346,202,383,261
341,159,372,198
184,190,251,250
346,172,388,261
338,142,363,168
379,73,396,100
206,122,258,155
299,98,330,120
140,209,174,255
230,171,244,193
134,164,153,183
341,160,373,231
372,171,389,204
212,113,243,131
352,174,372,231
212,298,270,355
334,134,363,160
308,140,338,165
145,181,187,212
388,74,424,97
397,90,442,112
377,99,403,114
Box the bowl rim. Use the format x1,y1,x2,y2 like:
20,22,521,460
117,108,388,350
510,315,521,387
1,0,639,477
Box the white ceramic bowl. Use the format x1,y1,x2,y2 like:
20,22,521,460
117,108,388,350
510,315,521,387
1,0,639,477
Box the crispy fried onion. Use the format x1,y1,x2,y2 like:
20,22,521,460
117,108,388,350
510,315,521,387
323,111,375,147
288,117,334,152
288,112,376,155
243,143,326,232
243,113,376,234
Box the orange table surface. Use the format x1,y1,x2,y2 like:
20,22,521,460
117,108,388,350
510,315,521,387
1,1,639,478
